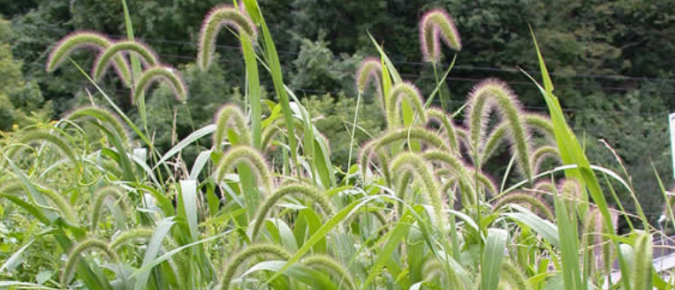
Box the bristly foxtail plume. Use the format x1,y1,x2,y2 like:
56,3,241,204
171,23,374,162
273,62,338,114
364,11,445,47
46,31,132,86
558,178,582,219
219,244,291,290
386,82,427,128
390,152,444,226
5,128,78,165
213,104,252,152
249,184,335,241
302,255,358,290
198,5,258,71
92,40,159,82
356,57,383,95
214,146,273,194
359,128,450,183
64,106,131,146
500,261,533,290
90,185,127,231
261,117,304,152
425,107,459,153
466,78,533,181
532,145,561,174
632,232,653,290
419,8,461,63
480,114,555,165
132,65,188,103
492,192,554,220
60,239,119,289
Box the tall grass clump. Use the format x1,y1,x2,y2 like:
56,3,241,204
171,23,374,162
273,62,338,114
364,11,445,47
0,1,667,290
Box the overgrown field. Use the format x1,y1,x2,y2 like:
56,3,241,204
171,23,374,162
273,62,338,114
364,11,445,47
0,1,670,289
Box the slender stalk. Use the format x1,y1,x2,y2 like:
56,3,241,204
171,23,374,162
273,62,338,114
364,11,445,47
346,92,362,186
432,62,447,112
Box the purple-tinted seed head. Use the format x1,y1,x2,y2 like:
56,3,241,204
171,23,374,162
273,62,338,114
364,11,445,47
419,8,462,63
356,57,383,94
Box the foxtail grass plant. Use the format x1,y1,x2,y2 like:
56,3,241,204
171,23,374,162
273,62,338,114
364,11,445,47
1,2,666,290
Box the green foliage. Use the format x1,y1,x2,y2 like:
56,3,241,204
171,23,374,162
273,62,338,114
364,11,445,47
302,93,385,169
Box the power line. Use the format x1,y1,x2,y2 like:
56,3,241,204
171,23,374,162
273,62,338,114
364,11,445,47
28,25,675,84
21,60,673,118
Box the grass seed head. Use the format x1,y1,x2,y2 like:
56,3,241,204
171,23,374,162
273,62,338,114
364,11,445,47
420,8,462,62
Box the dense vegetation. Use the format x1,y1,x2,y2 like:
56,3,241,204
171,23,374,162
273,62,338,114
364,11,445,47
1,0,674,289
2,0,675,225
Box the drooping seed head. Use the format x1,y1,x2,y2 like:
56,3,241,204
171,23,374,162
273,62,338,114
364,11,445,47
109,227,154,250
250,184,334,241
6,128,78,164
532,145,560,174
523,113,555,139
198,5,258,71
46,32,132,86
359,128,449,182
92,40,158,82
60,239,119,289
425,107,459,153
493,192,554,220
213,104,251,151
64,106,130,146
132,65,188,103
302,255,357,290
422,258,463,288
214,146,273,193
481,115,555,165
390,152,443,224
356,57,382,94
386,82,427,128
500,261,533,290
419,8,462,63
466,78,532,181
90,185,126,231
47,31,110,72
219,244,291,290
261,117,304,152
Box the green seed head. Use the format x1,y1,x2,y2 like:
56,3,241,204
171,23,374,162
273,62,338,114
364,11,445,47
219,244,291,290
93,40,158,82
466,79,532,181
250,184,334,241
132,65,188,103
632,232,653,290
419,8,462,62
109,227,154,250
532,145,560,174
198,5,258,71
390,152,443,225
359,128,449,183
425,107,459,154
302,255,357,290
386,82,427,128
6,128,78,165
493,192,554,220
60,239,119,289
47,32,132,86
214,104,251,151
64,106,131,146
500,260,533,290
356,57,382,94
215,146,273,194
261,117,304,152
90,185,126,232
